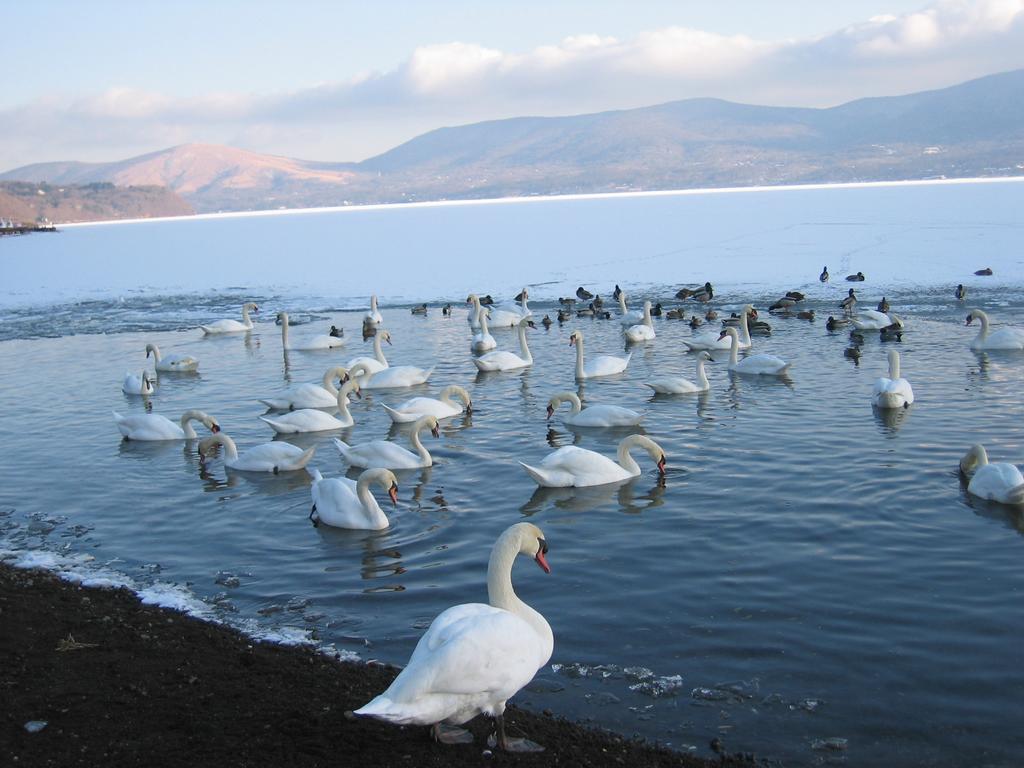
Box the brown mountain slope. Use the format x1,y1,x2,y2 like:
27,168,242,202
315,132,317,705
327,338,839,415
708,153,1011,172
0,181,193,224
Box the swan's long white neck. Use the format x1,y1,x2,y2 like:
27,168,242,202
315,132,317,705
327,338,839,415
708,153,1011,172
356,469,391,528
695,356,710,389
618,293,628,314
336,380,359,417
478,311,490,335
208,432,238,461
574,335,585,379
739,305,753,345
487,528,553,661
726,329,740,366
321,366,345,397
888,350,901,380
370,295,379,313
972,310,990,343
552,392,582,415
961,444,989,476
147,344,162,363
616,434,662,476
409,418,433,464
179,409,208,439
518,290,529,314
279,313,290,348
439,385,470,409
641,301,653,328
241,304,254,328
372,333,390,366
517,320,532,363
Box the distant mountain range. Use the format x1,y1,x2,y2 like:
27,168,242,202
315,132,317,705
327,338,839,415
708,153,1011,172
3,68,1024,219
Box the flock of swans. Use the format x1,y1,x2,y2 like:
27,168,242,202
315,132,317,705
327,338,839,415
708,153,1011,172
111,284,1024,752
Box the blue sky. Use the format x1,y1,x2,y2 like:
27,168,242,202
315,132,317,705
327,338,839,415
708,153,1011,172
4,1,1024,169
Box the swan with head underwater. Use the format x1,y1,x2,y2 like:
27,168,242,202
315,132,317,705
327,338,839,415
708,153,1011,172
277,311,345,350
346,329,391,375
308,467,399,530
122,371,155,396
145,343,198,373
333,415,440,469
200,302,259,335
683,305,755,351
259,365,350,410
259,379,362,434
354,522,552,752
644,351,712,394
623,301,656,342
473,317,534,372
872,350,914,409
199,431,315,473
959,444,1024,506
546,391,642,427
569,329,630,380
383,385,472,423
471,310,497,353
718,326,791,375
964,309,1024,350
520,434,665,487
113,409,220,441
486,288,532,329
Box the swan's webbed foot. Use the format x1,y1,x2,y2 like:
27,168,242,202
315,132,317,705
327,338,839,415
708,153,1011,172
431,722,474,745
490,714,545,752
309,504,319,527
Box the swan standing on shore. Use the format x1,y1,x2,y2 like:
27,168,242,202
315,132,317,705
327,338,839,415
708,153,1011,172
520,434,666,487
278,311,345,351
623,301,656,342
471,311,497,353
200,302,258,335
546,392,642,427
258,365,349,410
199,432,316,473
718,327,791,375
122,371,155,395
383,385,472,423
355,522,552,752
965,309,1024,350
259,379,362,433
644,351,712,394
959,445,1024,505
145,343,198,373
473,317,534,372
684,305,754,351
309,468,398,530
570,330,631,380
872,350,914,409
113,409,219,441
347,330,391,375
333,415,440,469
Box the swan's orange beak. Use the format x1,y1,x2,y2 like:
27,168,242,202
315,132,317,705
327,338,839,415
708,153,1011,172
657,455,667,474
546,404,554,420
388,482,398,505
535,539,551,573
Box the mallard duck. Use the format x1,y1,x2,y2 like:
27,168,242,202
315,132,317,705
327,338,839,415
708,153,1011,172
826,315,850,331
411,304,428,315
541,314,553,328
974,267,993,276
786,291,805,301
689,315,702,329
576,286,594,300
329,325,344,338
705,308,718,321
666,308,685,320
557,309,571,322
845,271,866,282
840,288,857,314
877,297,890,312
819,266,829,283
955,284,967,300
797,310,815,321
844,346,861,363
650,302,663,317
442,303,452,316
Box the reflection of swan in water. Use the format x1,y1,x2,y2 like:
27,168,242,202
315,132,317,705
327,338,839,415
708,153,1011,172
520,478,666,515
873,402,911,434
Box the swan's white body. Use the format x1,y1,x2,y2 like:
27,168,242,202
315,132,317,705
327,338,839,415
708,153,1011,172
333,415,439,469
684,305,754,351
547,392,642,427
200,432,315,473
113,409,219,441
260,380,361,433
466,294,486,330
347,330,391,375
966,309,1024,350
278,311,345,351
471,312,497,353
487,289,532,329
146,343,198,372
350,359,434,389
259,366,348,410
851,310,893,330
473,318,533,371
383,385,472,423
623,301,656,342
645,351,712,394
200,302,258,335
520,435,666,488
720,327,790,376
570,330,630,380
363,295,384,327
617,293,643,327
122,371,154,395
309,468,397,530
960,444,1024,505
355,523,552,745
872,350,914,409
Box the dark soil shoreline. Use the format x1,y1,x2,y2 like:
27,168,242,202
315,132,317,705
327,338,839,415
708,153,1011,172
1,563,741,767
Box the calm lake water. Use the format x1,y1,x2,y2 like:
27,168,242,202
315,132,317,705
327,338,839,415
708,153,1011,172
2,182,1024,766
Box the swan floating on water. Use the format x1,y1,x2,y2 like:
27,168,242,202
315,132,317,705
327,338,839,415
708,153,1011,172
473,317,534,372
960,444,1024,506
520,434,665,487
122,371,155,396
718,327,791,376
965,309,1024,350
487,289,532,329
347,329,391,376
872,350,914,409
684,305,754,351
349,356,434,389
113,409,219,441
333,415,440,469
570,329,630,380
623,301,656,343
851,309,893,330
259,379,361,433
200,302,258,335
278,311,345,351
309,467,398,530
259,365,349,410
383,385,472,423
199,431,315,473
547,392,642,427
146,343,198,373
644,351,712,394
355,522,552,752
471,311,497,353
363,295,384,328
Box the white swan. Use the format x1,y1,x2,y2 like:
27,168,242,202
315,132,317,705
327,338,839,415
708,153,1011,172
146,343,198,372
617,292,643,327
466,294,486,330
965,309,1024,350
851,309,893,330
623,301,656,342
520,435,666,488
347,329,391,375
113,409,219,441
644,351,712,394
348,358,434,389
547,392,642,427
200,302,258,335
259,379,361,434
333,415,440,469
258,365,349,410
719,326,791,376
278,311,345,351
570,329,631,380
383,385,472,423
473,317,533,372
199,431,316,473
471,311,497,353
122,371,155,395
355,522,552,752
487,289,532,329
363,295,384,327
683,305,754,351
960,444,1024,505
872,350,914,409
309,468,398,530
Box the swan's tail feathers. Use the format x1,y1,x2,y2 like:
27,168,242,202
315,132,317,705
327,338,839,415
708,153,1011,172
259,416,293,434
519,461,568,488
874,392,906,409
623,352,633,367
112,411,130,436
199,325,214,335
472,358,492,372
295,447,317,470
258,398,288,411
1007,482,1024,506
310,467,323,483
354,695,415,724
332,438,352,461
420,367,435,382
382,404,417,423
